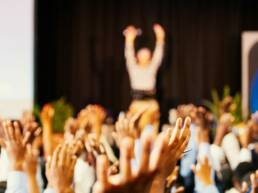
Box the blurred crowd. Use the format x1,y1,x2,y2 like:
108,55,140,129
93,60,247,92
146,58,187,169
0,98,258,193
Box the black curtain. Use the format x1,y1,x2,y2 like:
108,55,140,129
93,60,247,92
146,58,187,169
35,0,258,119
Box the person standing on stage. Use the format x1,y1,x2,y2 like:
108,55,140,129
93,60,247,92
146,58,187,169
123,24,165,134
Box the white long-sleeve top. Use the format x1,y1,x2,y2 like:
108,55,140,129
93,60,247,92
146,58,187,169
125,43,164,91
210,132,252,172
5,171,28,193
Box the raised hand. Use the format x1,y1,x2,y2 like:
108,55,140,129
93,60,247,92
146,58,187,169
21,110,36,126
24,144,40,193
23,121,42,147
93,133,161,193
192,157,213,186
64,117,79,141
149,117,191,193
123,25,138,43
2,120,26,171
40,104,54,127
77,105,106,142
152,117,191,179
250,170,258,193
113,113,137,147
239,126,251,148
153,24,165,43
46,144,77,193
40,104,55,157
24,144,39,176
0,120,5,147
214,113,234,146
165,166,184,193
241,170,258,193
218,113,234,128
166,166,179,189
113,107,149,147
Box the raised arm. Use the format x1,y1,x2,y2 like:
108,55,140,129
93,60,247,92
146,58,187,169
123,26,138,68
150,24,165,69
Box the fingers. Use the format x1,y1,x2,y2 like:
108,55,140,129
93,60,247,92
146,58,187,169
46,156,51,171
96,155,109,187
26,144,32,155
241,181,248,193
13,121,23,144
177,134,190,156
179,117,191,140
169,118,182,146
51,145,62,171
251,170,258,189
139,133,152,173
58,144,67,167
251,173,256,188
150,133,166,171
70,155,77,176
169,117,191,156
3,121,11,141
26,143,39,160
175,186,185,193
120,137,134,182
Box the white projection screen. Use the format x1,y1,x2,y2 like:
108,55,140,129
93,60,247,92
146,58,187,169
0,0,34,119
242,31,258,119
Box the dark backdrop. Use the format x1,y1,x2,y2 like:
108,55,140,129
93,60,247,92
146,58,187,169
35,0,258,119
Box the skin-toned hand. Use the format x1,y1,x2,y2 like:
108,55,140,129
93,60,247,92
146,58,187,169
218,113,235,128
46,144,77,193
213,113,234,146
40,104,55,126
85,135,106,155
251,171,258,193
2,120,26,171
40,104,54,157
153,117,191,179
113,107,148,147
123,25,138,43
21,110,36,126
149,117,191,193
241,181,249,193
166,166,179,188
113,113,137,147
24,144,40,193
241,170,258,193
192,157,213,186
165,166,185,193
239,127,251,149
0,120,6,147
67,139,84,156
93,132,165,193
23,121,42,147
76,105,106,142
153,24,165,43
24,144,39,176
64,117,79,141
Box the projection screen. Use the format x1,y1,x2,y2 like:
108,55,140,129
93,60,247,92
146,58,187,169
0,0,34,118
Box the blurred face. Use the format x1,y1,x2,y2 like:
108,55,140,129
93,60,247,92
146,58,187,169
137,48,151,66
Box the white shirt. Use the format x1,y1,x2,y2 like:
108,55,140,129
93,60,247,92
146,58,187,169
74,158,95,193
125,43,164,91
5,171,28,193
0,149,10,181
210,132,252,172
